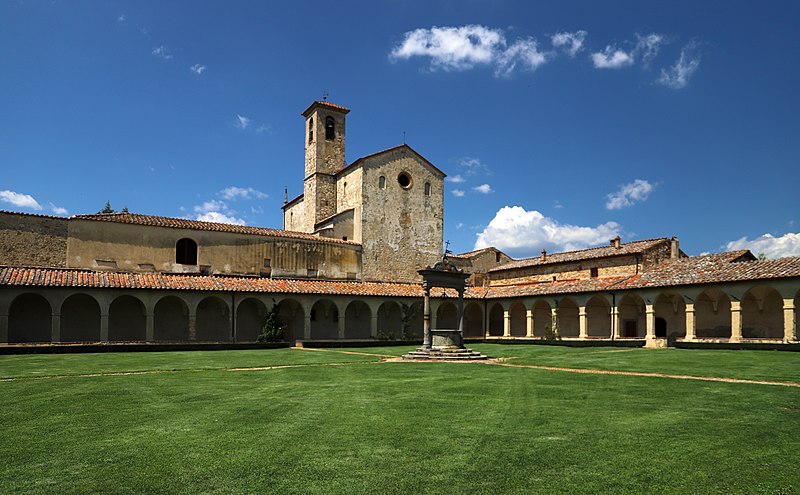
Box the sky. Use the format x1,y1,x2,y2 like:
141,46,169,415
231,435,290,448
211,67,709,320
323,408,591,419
2,0,799,260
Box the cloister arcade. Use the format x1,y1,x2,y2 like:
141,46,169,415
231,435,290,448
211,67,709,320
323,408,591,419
0,279,797,344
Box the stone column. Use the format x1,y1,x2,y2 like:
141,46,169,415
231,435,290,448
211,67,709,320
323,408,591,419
337,311,346,340
145,311,154,342
783,298,797,342
611,305,619,340
422,284,431,349
730,300,742,342
51,312,61,343
100,311,109,342
457,289,465,334
0,312,8,343
503,310,511,337
579,306,588,339
370,314,378,339
645,303,655,340
526,309,533,337
303,314,312,340
188,315,197,341
684,303,696,341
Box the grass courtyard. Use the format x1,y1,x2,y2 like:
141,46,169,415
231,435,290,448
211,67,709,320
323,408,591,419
1,345,798,494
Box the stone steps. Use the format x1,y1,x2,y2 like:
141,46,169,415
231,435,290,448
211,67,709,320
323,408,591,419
401,346,489,361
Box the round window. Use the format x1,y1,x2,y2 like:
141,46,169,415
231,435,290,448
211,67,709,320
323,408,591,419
397,172,412,189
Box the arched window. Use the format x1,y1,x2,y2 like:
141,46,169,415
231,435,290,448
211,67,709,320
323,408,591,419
379,176,386,189
176,238,197,265
325,116,335,140
424,182,431,196
308,118,313,143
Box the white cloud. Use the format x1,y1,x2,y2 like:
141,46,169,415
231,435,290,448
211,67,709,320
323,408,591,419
458,156,490,176
473,184,493,194
235,114,251,130
196,211,246,225
190,64,206,74
474,206,620,257
255,124,271,134
446,174,466,183
591,45,634,69
218,186,267,201
451,189,465,197
152,46,173,60
657,43,701,89
635,33,664,65
551,30,587,57
724,232,800,259
194,200,227,214
494,38,548,77
390,25,549,76
0,190,43,210
50,204,68,215
605,179,655,210
456,222,465,229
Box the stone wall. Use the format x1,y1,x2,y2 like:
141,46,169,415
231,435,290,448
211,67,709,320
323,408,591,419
489,254,642,285
0,211,68,268
359,148,444,283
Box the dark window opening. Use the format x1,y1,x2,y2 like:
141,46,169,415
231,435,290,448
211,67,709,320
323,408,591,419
398,172,412,189
176,238,198,265
495,252,501,263
342,236,347,241
379,176,386,189
308,118,313,143
424,182,431,196
590,267,599,278
655,318,667,338
325,116,335,140
263,258,271,268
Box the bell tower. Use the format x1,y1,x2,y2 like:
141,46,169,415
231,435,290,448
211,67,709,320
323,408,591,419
301,100,349,226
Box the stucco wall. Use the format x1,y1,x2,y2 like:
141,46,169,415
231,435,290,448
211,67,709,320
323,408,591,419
490,254,643,286
66,219,361,279
0,212,68,268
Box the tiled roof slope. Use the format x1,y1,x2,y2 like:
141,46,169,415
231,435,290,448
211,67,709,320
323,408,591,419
489,238,670,272
450,247,499,259
3,252,798,299
71,213,359,245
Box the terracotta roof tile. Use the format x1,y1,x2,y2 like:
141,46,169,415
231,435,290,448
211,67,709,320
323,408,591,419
489,238,671,272
71,212,359,246
301,101,351,116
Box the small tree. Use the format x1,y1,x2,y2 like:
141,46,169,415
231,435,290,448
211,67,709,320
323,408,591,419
400,302,419,340
256,303,284,342
99,201,114,214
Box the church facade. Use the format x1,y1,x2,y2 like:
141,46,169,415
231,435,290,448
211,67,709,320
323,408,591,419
1,101,798,347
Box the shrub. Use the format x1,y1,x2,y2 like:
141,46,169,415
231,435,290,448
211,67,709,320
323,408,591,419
256,303,284,343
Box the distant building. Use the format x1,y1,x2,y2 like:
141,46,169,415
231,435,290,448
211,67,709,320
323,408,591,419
1,101,798,346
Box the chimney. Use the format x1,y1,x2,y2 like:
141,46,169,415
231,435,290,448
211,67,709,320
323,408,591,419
671,236,680,259
610,236,621,249
540,249,547,262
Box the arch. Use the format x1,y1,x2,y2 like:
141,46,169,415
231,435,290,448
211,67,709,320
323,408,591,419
377,301,402,339
618,293,646,338
176,238,197,265
509,301,527,337
109,295,146,341
8,293,51,343
236,298,267,342
196,297,231,342
557,298,579,337
61,294,101,342
532,300,552,338
277,298,304,341
436,301,458,329
741,285,784,339
653,292,686,340
310,299,338,340
463,302,484,337
154,296,189,341
345,300,371,339
325,116,335,140
586,295,611,337
695,288,731,338
488,302,504,336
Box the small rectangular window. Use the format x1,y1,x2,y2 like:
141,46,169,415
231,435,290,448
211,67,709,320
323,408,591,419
264,258,271,268
590,267,599,278
96,260,117,268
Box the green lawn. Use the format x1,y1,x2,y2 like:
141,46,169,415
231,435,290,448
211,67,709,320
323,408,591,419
1,345,798,494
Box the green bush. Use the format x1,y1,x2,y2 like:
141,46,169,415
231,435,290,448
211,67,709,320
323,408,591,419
256,303,284,343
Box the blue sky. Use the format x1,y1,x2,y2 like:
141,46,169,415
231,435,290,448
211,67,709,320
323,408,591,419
2,0,799,259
